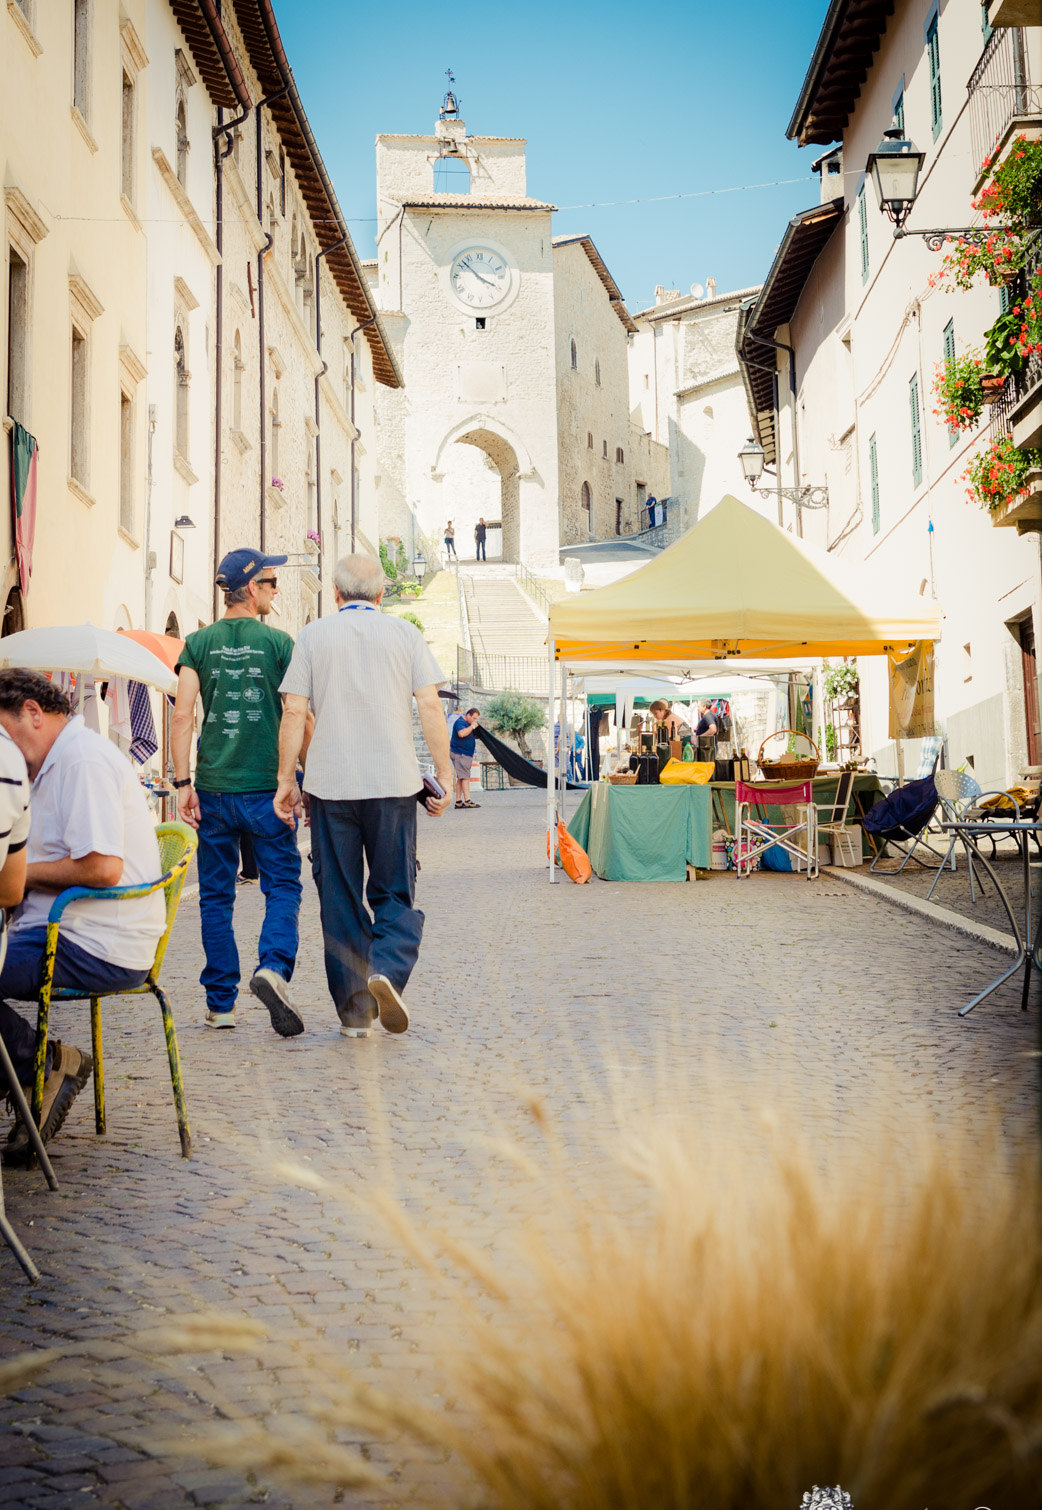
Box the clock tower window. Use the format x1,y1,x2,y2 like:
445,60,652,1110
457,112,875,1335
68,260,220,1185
433,153,470,194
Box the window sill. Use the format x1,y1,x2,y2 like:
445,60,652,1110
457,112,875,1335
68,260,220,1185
67,477,96,510
230,428,251,455
117,525,140,551
7,1,42,57
70,106,98,155
173,452,198,486
121,194,142,232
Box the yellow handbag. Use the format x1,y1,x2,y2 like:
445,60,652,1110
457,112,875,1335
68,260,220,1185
659,759,715,786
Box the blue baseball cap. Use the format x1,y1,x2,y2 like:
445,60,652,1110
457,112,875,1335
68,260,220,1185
215,548,288,592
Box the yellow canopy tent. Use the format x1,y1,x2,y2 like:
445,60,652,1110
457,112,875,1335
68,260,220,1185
545,496,941,881
548,495,940,662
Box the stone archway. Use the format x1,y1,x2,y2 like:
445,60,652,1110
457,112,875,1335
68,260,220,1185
432,416,537,565
454,428,520,563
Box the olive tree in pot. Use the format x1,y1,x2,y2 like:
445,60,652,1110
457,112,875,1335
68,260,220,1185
481,690,547,765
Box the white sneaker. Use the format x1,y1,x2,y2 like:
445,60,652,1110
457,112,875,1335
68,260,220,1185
205,1010,237,1029
249,969,304,1038
339,1023,372,1038
367,974,409,1034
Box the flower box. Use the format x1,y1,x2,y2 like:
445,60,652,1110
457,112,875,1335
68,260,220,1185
981,373,1008,405
990,469,1042,531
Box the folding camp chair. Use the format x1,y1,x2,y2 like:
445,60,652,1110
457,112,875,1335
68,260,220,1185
30,822,197,1162
864,776,944,873
734,779,819,879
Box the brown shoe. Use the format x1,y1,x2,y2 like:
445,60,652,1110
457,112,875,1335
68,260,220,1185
3,1042,94,1164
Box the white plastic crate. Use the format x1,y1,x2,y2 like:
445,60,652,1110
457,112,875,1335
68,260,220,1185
830,824,862,867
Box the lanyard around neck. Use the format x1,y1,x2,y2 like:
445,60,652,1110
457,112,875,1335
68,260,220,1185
339,603,376,612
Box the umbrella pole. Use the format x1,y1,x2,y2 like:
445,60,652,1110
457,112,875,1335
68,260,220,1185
548,635,557,885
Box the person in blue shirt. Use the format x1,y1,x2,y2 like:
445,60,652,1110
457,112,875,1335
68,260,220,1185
450,707,481,810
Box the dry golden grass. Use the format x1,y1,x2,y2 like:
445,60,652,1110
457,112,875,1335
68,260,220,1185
157,1086,1042,1509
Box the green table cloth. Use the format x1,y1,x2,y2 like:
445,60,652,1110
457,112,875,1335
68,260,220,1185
567,782,712,882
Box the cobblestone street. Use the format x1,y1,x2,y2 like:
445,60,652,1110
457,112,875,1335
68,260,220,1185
0,789,1038,1509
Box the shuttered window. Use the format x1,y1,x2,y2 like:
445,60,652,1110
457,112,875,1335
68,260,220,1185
858,186,869,284
927,13,942,139
893,91,904,133
943,319,958,447
869,433,880,535
910,373,923,488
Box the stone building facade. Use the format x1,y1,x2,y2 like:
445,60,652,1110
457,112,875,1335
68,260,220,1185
369,108,667,565
628,282,763,533
554,236,669,545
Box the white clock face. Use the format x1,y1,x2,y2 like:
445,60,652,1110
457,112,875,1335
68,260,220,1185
450,247,511,309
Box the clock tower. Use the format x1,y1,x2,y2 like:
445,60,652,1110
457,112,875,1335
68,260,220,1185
371,103,561,567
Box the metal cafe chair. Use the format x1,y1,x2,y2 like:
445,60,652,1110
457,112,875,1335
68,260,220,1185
29,822,198,1163
0,918,57,1282
734,778,819,879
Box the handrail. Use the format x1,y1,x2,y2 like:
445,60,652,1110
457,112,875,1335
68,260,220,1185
513,561,552,616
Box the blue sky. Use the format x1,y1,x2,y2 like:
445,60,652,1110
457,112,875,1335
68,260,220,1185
276,0,831,311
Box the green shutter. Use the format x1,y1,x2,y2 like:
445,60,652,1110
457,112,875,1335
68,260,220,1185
1000,281,1013,314
858,187,869,284
910,373,923,488
927,15,942,139
943,319,958,446
893,92,905,133
981,2,992,42
869,434,880,535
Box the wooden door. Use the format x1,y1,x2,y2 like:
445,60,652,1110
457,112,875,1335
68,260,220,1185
1021,618,1041,766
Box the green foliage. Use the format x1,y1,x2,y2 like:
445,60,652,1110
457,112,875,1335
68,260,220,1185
977,134,1042,230
482,690,547,761
378,542,398,581
823,724,837,761
932,351,985,428
395,541,408,575
984,276,1042,378
398,611,424,632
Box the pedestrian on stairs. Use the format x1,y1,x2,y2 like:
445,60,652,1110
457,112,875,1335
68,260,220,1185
444,521,456,560
474,517,487,561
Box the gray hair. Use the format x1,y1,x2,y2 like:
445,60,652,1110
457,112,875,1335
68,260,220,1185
223,586,250,607
334,553,385,602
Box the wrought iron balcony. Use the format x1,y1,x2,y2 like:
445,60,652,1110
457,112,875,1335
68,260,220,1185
967,25,1041,182
988,234,1042,447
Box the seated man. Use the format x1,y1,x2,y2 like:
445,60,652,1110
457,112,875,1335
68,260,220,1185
0,670,165,1161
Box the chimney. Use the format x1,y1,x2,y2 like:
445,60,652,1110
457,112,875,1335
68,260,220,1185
706,276,717,300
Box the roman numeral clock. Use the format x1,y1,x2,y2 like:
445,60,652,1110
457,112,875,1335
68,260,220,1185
448,246,515,312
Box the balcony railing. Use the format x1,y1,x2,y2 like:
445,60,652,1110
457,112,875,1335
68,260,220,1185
967,25,1039,177
989,233,1042,438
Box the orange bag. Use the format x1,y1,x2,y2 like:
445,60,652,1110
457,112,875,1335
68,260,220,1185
547,821,592,883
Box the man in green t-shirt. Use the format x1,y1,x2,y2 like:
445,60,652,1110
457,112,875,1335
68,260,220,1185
171,548,306,1036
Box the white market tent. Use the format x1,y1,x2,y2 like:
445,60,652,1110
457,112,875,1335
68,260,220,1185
544,496,942,879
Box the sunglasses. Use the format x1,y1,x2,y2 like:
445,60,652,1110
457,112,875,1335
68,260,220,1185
254,575,278,588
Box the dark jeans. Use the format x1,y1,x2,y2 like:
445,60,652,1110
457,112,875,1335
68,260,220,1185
309,794,423,1028
444,537,456,557
475,538,486,560
0,928,148,1086
197,790,302,1013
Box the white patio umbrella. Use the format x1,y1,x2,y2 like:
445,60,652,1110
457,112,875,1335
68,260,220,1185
0,623,177,695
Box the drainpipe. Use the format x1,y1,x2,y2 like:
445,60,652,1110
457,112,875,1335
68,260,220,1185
347,316,377,552
211,101,250,619
313,236,348,614
255,86,290,556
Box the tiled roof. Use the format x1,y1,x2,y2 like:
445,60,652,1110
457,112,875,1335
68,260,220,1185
400,195,556,210
168,0,251,109
787,0,894,148
230,1,402,388
632,285,762,321
736,200,844,466
552,235,637,334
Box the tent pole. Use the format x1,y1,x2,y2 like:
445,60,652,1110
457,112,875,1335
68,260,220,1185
559,659,568,825
548,635,557,884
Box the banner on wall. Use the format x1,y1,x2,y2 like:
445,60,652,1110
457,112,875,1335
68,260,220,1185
888,640,935,740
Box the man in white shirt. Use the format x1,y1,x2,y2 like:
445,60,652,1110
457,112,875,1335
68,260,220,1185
275,554,451,1037
0,670,165,1161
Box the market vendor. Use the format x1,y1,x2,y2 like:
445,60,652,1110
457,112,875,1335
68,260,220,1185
694,701,719,759
648,700,691,743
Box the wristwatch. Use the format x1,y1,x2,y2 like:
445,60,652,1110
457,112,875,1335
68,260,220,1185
171,777,192,790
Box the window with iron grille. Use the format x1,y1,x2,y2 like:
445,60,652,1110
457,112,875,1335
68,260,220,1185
910,373,923,487
926,11,942,139
858,186,869,284
869,434,880,534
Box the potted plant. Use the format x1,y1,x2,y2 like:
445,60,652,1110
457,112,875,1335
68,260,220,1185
822,663,860,704
932,351,986,429
963,434,1042,514
481,690,547,768
976,135,1042,233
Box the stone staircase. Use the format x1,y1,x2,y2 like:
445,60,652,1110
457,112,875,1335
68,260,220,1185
460,567,548,695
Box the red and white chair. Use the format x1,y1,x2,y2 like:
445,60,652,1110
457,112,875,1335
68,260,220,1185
734,779,819,879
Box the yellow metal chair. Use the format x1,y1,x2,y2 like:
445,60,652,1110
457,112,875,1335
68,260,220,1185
30,822,198,1160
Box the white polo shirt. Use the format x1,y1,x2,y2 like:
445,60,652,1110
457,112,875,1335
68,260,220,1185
0,728,30,867
9,717,165,970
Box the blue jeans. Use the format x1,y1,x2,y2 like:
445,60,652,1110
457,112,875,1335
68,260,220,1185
308,795,423,1028
0,928,147,1086
196,790,302,1013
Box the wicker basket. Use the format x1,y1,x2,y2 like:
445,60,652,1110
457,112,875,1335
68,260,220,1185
757,730,820,782
607,770,638,785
